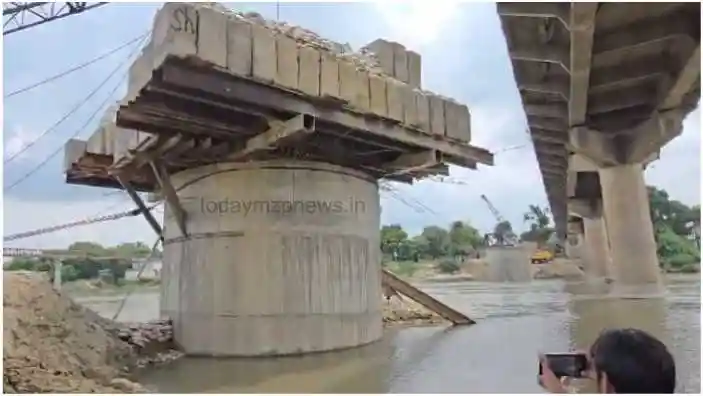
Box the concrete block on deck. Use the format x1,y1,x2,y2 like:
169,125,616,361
444,101,471,142
298,46,320,96
407,50,422,88
339,60,358,105
320,52,341,99
386,79,404,122
197,6,228,68
400,84,418,127
415,90,431,133
251,24,276,83
275,34,299,90
391,42,409,83
86,128,106,154
151,3,199,59
354,69,371,111
363,39,395,78
369,74,388,117
64,139,87,172
226,18,253,77
429,95,446,136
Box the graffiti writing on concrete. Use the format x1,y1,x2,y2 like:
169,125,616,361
169,5,199,37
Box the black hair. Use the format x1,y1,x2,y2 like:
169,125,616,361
589,328,676,393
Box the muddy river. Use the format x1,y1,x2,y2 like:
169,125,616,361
78,274,700,393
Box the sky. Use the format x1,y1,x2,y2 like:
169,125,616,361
3,1,701,250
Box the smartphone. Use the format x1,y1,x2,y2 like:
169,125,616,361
539,353,589,378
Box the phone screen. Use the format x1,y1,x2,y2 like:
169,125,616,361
539,353,589,378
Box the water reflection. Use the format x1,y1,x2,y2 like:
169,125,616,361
80,275,699,393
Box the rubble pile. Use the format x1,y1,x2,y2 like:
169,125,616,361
382,297,445,326
2,273,179,393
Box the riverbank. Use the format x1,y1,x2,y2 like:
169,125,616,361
4,271,447,393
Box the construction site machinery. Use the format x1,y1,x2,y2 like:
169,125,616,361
480,194,519,247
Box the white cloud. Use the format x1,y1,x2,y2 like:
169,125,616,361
4,125,40,161
373,0,461,49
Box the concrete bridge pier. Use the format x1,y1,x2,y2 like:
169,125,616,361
160,160,383,357
568,200,611,282
598,163,661,294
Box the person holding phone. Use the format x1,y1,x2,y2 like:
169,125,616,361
539,328,676,393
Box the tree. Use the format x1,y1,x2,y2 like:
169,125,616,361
493,220,515,245
380,224,408,259
447,221,481,258
421,226,450,258
436,258,460,274
647,186,700,268
521,205,554,246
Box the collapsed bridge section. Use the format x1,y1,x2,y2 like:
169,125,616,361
64,2,492,356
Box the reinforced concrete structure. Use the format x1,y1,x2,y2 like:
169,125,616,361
498,3,700,294
485,246,532,283
63,3,492,355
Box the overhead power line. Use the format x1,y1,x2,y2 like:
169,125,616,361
5,32,148,99
4,34,147,165
4,35,148,192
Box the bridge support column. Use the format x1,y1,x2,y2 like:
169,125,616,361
161,160,383,356
598,163,662,294
582,216,611,281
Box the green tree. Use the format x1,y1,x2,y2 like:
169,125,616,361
380,224,408,259
521,205,554,246
493,220,515,245
421,226,450,258
647,186,700,268
448,221,481,258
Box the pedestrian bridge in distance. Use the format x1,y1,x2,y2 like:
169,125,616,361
497,2,700,293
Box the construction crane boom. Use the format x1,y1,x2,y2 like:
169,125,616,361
3,2,107,35
480,194,519,246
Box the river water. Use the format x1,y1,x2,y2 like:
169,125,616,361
78,274,700,393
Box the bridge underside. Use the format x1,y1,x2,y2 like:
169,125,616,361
498,2,700,292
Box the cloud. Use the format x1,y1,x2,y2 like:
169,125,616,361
4,125,40,162
373,1,461,49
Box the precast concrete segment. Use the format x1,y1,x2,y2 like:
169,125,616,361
598,163,663,295
485,246,532,283
581,217,611,281
160,160,382,356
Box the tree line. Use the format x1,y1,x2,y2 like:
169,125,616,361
5,241,159,284
381,185,700,273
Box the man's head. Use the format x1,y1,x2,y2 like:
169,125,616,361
589,328,676,393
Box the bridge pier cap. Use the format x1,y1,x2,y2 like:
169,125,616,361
161,160,383,356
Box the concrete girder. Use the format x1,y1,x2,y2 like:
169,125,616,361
568,3,598,127
510,46,571,74
592,8,699,67
538,151,568,163
525,103,568,118
496,2,570,28
659,44,701,111
519,79,570,101
387,150,441,176
589,55,675,94
529,116,569,132
535,141,568,156
570,108,685,166
588,84,654,114
531,129,569,144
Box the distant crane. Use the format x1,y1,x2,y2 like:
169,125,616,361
3,2,107,35
480,194,519,246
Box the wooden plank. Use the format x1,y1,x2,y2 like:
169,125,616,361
227,114,316,161
158,63,495,166
150,160,187,237
116,176,164,241
381,269,475,325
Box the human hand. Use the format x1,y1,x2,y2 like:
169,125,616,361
538,354,567,393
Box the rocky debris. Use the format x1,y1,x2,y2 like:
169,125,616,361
2,272,179,394
382,297,445,326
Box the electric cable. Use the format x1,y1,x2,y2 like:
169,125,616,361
4,35,148,191
4,32,147,165
5,32,148,99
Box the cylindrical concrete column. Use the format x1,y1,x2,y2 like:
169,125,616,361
598,163,662,294
160,160,383,356
485,246,531,282
582,217,610,281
